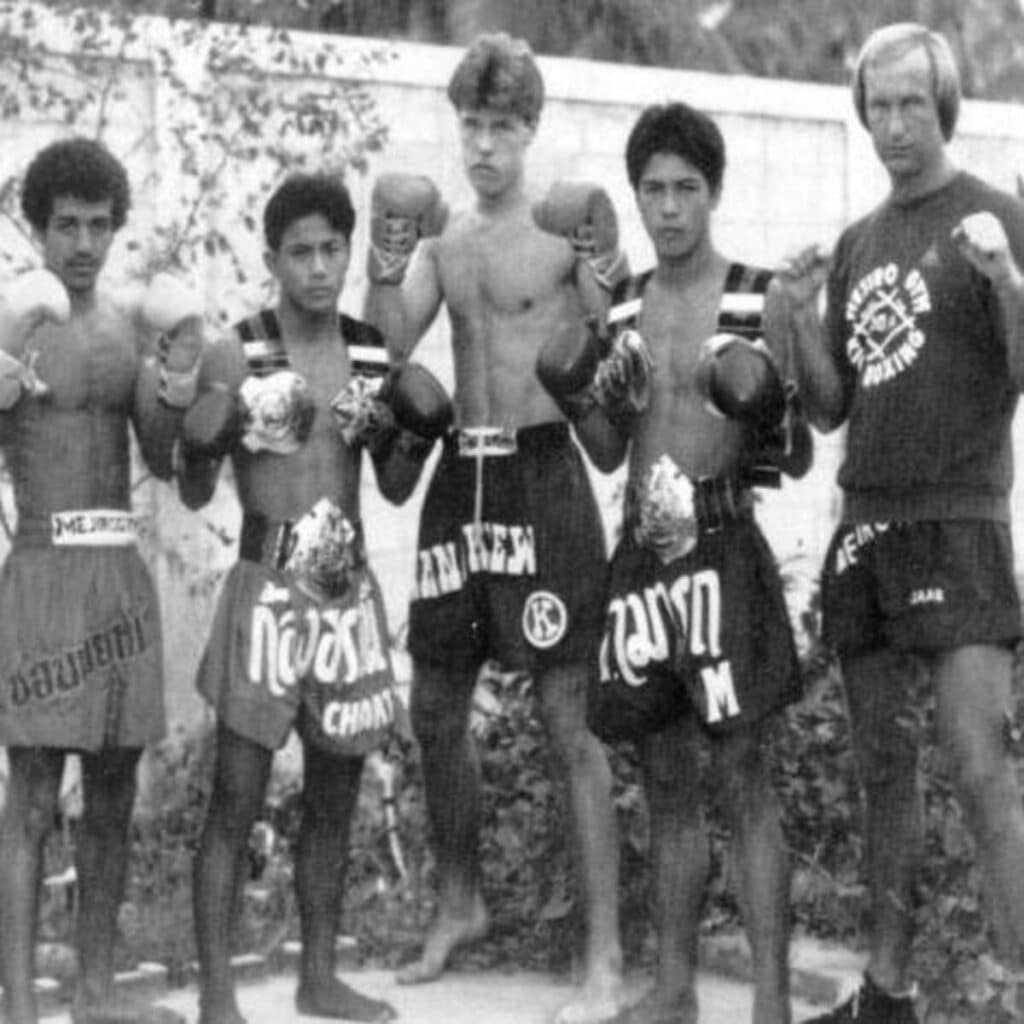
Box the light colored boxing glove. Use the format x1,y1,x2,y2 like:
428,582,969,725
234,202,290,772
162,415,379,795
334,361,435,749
239,370,317,455
142,272,206,408
6,268,71,331
536,318,653,427
694,333,786,428
532,181,629,292
0,269,69,405
367,173,449,286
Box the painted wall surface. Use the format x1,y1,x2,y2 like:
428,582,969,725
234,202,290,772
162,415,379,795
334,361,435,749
2,4,1024,734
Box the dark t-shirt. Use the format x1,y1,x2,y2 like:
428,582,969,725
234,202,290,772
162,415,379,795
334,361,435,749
826,171,1024,522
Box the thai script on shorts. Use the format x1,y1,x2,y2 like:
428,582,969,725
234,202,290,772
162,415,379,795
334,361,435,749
415,520,537,599
599,568,741,725
7,608,151,708
249,581,388,694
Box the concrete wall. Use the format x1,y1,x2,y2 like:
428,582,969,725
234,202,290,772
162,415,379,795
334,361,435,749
2,3,1024,732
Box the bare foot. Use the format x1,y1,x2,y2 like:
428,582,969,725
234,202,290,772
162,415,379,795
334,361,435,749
396,897,489,985
71,996,186,1024
197,1006,248,1024
295,976,396,1021
609,986,698,1024
554,967,629,1024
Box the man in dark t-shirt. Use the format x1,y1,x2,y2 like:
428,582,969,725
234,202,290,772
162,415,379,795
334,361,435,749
774,22,1024,1024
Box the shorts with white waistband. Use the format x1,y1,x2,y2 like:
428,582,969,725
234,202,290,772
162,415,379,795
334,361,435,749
408,422,607,673
0,545,165,750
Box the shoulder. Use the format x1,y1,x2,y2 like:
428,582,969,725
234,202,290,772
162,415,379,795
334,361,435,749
339,313,383,348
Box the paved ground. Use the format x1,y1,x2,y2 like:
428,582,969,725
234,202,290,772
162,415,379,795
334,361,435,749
42,968,824,1024
35,935,864,1023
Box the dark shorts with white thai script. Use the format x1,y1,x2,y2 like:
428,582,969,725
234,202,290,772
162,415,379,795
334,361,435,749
196,559,401,754
407,423,607,673
821,519,1021,657
0,547,165,751
592,514,801,741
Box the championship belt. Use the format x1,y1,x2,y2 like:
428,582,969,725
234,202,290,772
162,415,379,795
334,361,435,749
239,370,316,455
633,455,698,564
279,497,362,601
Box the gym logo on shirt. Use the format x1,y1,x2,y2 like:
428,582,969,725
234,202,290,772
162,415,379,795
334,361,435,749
845,262,932,388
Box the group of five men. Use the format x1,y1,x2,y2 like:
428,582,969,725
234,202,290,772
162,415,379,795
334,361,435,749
1,19,1024,1024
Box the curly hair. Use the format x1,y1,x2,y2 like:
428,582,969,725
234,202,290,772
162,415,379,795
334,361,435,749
447,32,544,125
263,172,356,251
21,137,131,233
625,102,726,194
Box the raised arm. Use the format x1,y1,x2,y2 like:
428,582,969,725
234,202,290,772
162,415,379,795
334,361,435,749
174,334,247,509
133,273,206,479
0,269,70,443
951,210,1024,390
362,172,447,362
767,244,850,432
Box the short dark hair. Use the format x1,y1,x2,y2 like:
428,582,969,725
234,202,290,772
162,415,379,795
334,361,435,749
263,172,356,251
625,102,726,194
21,137,131,233
448,32,544,125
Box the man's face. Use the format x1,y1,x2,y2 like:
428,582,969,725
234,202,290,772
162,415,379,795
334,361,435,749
635,152,719,264
38,195,115,295
863,45,947,184
265,212,349,317
458,107,535,199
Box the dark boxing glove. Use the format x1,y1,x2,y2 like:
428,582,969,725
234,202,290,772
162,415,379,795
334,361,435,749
181,384,244,460
537,317,653,428
367,173,449,286
532,181,629,294
332,361,452,457
694,333,786,428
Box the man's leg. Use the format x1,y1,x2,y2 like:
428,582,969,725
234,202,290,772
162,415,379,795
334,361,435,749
712,724,791,1024
293,740,394,1021
0,747,64,1024
72,747,145,1017
932,643,1024,967
397,659,487,984
841,649,923,997
193,726,272,1024
536,660,625,1024
623,716,705,1024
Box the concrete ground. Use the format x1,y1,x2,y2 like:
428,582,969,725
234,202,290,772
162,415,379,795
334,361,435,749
36,936,864,1024
42,968,822,1024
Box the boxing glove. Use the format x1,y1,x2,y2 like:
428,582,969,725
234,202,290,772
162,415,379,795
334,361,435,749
537,318,652,426
239,370,317,455
142,272,206,407
694,333,786,428
181,384,244,459
6,268,71,331
367,173,449,286
331,361,452,452
0,270,69,402
532,181,629,292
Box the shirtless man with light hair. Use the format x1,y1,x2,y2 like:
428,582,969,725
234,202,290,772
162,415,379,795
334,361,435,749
363,32,632,1024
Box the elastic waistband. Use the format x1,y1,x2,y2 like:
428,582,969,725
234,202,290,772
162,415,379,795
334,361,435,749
445,421,570,457
627,473,752,534
841,487,1010,524
239,513,365,570
15,509,138,550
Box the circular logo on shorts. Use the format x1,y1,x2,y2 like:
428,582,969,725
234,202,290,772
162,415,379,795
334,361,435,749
522,590,568,650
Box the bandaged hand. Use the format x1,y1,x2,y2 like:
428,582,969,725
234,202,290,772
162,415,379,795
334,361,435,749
593,328,654,414
143,273,206,407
